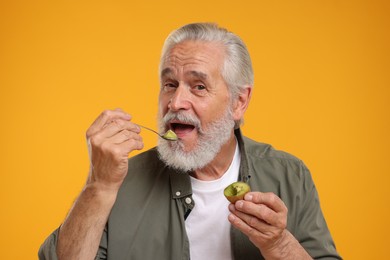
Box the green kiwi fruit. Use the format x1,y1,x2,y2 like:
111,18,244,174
224,181,251,203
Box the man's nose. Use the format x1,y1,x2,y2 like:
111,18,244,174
168,85,191,111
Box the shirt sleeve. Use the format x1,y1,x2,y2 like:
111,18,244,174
296,162,342,259
38,228,59,260
38,226,108,260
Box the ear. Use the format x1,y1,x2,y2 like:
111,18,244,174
232,85,252,122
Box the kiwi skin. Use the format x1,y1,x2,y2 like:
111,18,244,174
224,181,251,204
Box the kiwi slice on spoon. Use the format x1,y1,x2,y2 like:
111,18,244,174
162,129,178,141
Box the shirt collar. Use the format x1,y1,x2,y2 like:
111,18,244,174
234,128,251,183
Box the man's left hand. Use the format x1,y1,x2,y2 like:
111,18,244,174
228,191,311,259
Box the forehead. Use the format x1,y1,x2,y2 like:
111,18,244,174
160,40,226,77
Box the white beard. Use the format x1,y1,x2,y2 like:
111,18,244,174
157,107,235,172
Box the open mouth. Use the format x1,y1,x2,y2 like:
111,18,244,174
170,122,196,135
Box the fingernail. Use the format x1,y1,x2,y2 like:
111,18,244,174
236,201,243,208
245,194,253,201
228,214,235,221
228,204,235,211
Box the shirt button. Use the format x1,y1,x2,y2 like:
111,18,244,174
185,197,192,204
175,191,181,196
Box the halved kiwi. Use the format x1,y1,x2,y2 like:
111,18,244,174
224,181,251,203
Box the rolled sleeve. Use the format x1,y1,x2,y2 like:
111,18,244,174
38,228,59,260
38,226,108,260
297,163,342,259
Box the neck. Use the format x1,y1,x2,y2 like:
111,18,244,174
191,131,237,181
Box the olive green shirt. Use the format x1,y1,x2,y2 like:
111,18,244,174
39,129,341,259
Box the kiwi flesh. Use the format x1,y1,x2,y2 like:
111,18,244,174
162,129,178,141
224,181,251,203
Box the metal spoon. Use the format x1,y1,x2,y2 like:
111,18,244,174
137,124,178,141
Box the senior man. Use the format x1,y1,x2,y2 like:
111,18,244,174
39,23,341,260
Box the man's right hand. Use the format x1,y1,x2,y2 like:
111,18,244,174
85,109,144,192
57,109,144,260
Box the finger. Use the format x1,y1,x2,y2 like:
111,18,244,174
237,199,286,228
230,202,279,228
112,138,144,156
87,109,132,137
88,120,140,151
228,211,264,238
98,109,131,129
109,129,143,145
244,192,287,213
98,135,144,160
98,119,141,140
122,138,144,152
229,204,271,228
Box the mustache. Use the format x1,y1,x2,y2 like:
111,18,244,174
162,111,203,133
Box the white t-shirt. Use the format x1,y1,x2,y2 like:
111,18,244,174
185,143,241,260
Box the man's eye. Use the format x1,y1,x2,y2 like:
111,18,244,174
195,85,206,90
162,83,176,91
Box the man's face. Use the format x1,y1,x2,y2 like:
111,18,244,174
159,40,231,149
157,40,235,171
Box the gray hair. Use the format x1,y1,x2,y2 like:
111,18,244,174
159,23,254,127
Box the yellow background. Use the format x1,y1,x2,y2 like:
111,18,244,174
1,0,389,259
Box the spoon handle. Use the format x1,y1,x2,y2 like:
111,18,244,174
137,124,162,137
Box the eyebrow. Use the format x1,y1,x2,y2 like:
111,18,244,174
187,70,208,80
160,68,208,80
160,68,173,79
